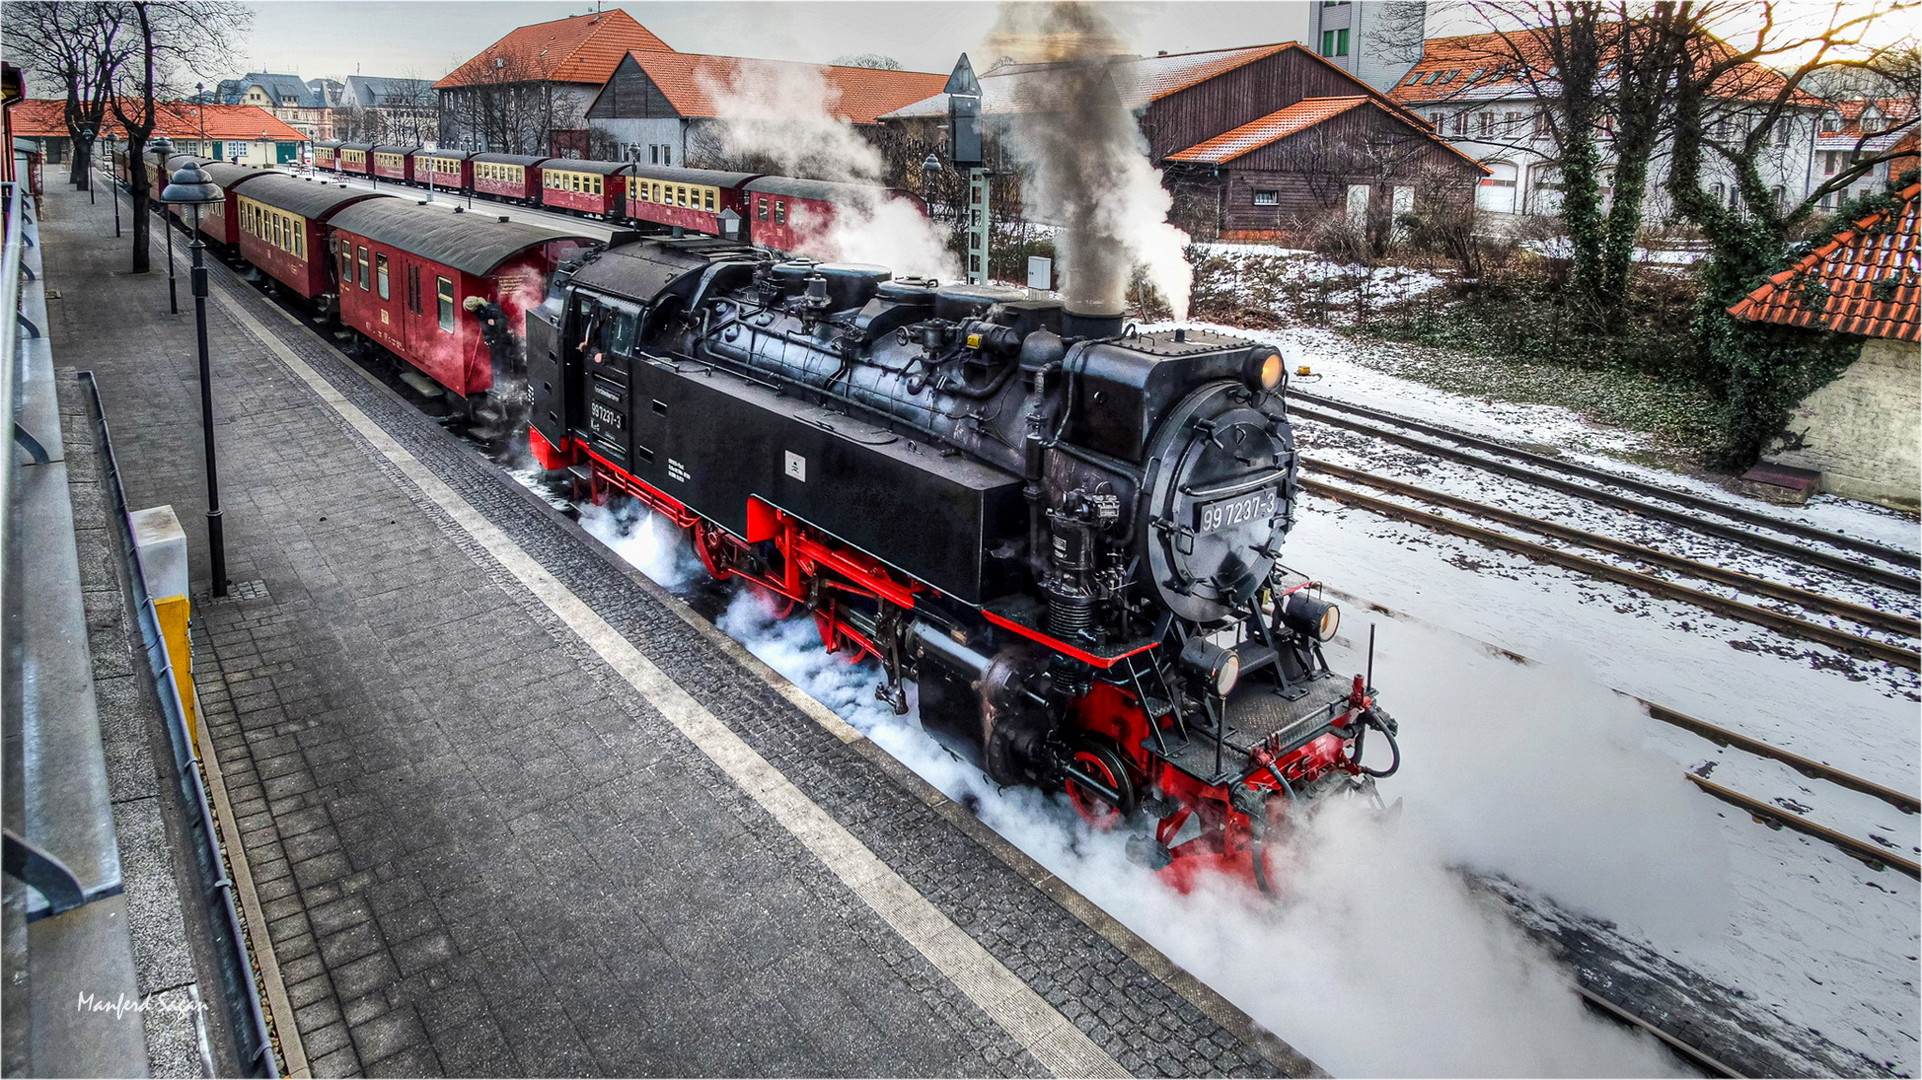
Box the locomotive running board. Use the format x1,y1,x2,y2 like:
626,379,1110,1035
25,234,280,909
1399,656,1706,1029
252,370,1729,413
980,600,1156,668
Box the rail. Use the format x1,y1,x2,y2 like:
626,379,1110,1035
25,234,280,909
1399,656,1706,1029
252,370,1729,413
1291,400,1920,593
78,371,281,1078
1301,475,1921,671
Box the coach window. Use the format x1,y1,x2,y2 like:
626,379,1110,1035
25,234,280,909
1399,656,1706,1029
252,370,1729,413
357,246,370,290
436,277,455,331
756,196,768,221
338,244,351,282
376,254,390,300
774,200,787,224
704,189,715,211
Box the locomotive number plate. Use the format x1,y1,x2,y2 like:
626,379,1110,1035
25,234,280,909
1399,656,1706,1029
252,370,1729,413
590,402,625,430
1196,490,1276,534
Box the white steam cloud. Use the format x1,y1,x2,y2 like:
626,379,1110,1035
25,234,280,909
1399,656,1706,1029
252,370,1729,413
695,60,960,280
580,504,1708,1075
982,2,1195,319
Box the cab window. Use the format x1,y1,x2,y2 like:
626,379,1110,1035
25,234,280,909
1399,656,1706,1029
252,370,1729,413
437,277,455,331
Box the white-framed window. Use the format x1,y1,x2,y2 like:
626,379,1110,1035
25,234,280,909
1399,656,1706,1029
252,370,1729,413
1252,190,1279,206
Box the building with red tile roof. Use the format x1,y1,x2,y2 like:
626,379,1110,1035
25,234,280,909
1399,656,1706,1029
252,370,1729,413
1813,98,1919,209
1729,182,1920,342
436,9,674,154
585,51,944,166
10,99,307,167
882,41,1479,241
1729,182,1920,507
1385,28,1827,217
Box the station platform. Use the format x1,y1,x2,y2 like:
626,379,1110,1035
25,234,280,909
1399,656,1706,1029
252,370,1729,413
39,183,1319,1077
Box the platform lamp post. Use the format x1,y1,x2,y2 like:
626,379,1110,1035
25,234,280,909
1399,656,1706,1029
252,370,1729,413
107,132,122,237
149,135,178,314
158,159,230,597
81,126,95,201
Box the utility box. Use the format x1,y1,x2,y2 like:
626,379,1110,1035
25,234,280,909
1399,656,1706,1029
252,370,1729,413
130,505,188,599
130,504,198,740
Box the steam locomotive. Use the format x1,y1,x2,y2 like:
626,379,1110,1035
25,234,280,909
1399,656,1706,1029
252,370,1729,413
525,237,1399,890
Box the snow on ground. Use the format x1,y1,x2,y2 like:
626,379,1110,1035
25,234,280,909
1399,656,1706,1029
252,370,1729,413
1188,249,1450,322
1163,321,1921,555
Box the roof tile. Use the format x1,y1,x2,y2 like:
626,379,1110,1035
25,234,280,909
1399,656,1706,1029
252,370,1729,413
1728,182,1920,342
435,10,671,90
619,52,945,125
1166,97,1373,163
10,99,307,141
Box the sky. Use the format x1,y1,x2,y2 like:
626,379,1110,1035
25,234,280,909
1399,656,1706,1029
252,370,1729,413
233,1,1322,83
218,0,1921,89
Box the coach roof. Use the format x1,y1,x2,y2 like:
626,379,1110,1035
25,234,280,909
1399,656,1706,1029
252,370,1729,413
327,198,599,276
232,174,387,219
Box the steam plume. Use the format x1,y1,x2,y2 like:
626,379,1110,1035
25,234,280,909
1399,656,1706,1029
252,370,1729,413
694,60,959,280
983,2,1194,318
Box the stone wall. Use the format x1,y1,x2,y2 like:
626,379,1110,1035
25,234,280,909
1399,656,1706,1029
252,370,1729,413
1768,336,1921,508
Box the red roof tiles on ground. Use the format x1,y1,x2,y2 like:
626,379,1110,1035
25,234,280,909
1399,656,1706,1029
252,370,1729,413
435,10,671,89
1728,182,1921,342
1166,97,1372,163
624,52,945,125
10,99,306,141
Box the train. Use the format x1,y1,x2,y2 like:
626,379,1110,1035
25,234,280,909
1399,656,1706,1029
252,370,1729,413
306,141,920,253
137,151,1400,891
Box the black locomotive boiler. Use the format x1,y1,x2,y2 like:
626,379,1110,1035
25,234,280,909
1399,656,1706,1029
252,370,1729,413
525,237,1399,890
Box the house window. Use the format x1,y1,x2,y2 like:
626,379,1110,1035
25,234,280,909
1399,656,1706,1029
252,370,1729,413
1320,28,1349,57
1452,112,1467,136
1478,112,1495,136
1504,111,1523,132
1534,111,1552,137
356,246,369,289
376,253,389,300
436,276,454,331
1775,123,1790,147
662,144,671,165
1253,190,1279,206
1430,111,1445,129
1405,72,1425,87
1823,150,1838,174
650,144,660,164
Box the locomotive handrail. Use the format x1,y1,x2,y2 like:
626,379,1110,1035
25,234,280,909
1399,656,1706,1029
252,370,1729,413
1181,468,1288,500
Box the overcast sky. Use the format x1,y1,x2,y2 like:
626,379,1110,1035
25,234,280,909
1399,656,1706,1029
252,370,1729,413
235,1,1330,82
228,0,1920,87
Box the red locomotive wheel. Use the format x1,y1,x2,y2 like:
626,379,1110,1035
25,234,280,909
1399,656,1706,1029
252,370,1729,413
1065,741,1137,830
692,520,736,581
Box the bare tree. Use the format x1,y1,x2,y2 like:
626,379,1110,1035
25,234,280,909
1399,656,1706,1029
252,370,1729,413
832,54,903,70
2,2,133,187
110,1,250,273
440,51,587,154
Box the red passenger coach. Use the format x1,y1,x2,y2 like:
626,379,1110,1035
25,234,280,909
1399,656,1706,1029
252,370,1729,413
312,141,341,171
741,176,918,254
337,142,373,176
470,153,548,204
624,165,755,237
326,199,597,401
538,158,628,218
232,175,387,305
192,163,281,247
410,149,472,192
371,145,418,183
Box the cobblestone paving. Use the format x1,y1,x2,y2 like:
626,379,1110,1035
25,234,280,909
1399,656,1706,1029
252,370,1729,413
42,186,1289,1078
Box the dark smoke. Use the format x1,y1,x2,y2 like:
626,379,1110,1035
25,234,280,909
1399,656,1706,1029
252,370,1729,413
984,2,1192,318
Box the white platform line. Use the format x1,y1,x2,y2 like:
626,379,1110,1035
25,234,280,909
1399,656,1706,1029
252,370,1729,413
207,286,1131,1079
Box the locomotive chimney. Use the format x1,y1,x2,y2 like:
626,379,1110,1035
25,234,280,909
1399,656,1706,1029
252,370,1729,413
1061,306,1122,340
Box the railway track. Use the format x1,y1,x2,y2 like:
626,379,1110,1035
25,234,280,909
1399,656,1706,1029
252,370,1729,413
1290,394,1920,594
1301,468,1921,671
1574,987,1742,1079
1323,584,1921,879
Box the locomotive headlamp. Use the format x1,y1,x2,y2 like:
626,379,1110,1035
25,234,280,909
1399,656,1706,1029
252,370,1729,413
1278,591,1341,642
1180,637,1241,697
1242,348,1284,393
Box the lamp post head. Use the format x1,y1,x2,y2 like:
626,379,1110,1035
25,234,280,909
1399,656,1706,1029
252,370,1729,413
922,153,942,174
149,135,174,157
159,160,223,206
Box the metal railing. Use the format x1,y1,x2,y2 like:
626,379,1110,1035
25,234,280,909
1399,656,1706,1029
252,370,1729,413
3,179,29,636
77,370,281,1078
